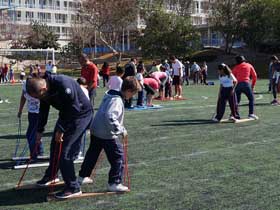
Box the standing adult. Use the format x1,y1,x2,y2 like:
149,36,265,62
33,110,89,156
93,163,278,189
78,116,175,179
190,61,200,85
184,61,190,86
18,60,26,82
27,73,93,199
170,56,183,98
2,64,8,83
45,61,53,74
232,55,258,119
201,61,208,85
268,56,274,92
79,54,98,109
101,62,110,88
270,55,280,105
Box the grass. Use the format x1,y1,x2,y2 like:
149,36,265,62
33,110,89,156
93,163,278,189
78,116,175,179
0,79,279,210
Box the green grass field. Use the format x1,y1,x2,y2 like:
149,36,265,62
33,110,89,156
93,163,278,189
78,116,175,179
0,80,279,210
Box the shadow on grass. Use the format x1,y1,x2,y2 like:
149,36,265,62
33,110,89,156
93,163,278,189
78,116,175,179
0,187,63,206
152,119,215,127
254,91,270,95
0,132,53,140
239,102,270,107
0,161,16,169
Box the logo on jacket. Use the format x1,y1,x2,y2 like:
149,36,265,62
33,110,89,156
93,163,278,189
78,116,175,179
65,88,71,94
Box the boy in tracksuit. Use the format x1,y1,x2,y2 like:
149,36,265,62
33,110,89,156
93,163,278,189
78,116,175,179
26,73,93,199
78,76,139,192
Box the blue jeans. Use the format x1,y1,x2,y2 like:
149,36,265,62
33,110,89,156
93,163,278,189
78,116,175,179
235,82,255,115
89,88,97,109
26,113,44,158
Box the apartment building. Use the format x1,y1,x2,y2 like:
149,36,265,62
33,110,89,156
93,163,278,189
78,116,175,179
0,0,221,48
0,0,79,45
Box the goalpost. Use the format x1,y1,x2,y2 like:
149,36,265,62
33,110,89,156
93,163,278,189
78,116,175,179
0,48,56,67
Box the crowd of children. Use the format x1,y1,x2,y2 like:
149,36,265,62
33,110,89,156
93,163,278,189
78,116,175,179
0,61,57,84
13,53,274,200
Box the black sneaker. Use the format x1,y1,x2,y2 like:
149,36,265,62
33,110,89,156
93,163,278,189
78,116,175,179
55,188,82,199
36,176,60,187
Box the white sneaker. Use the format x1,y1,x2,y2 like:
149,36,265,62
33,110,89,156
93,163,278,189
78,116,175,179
248,114,259,120
77,176,93,185
107,183,129,192
212,117,220,122
36,177,60,187
228,116,237,122
0,100,3,104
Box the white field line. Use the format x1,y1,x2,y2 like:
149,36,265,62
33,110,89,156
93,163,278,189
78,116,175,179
202,96,209,100
1,137,277,190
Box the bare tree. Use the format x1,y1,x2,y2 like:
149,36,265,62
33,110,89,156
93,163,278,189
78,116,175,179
76,0,138,59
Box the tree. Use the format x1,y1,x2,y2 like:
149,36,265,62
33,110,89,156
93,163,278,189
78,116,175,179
210,0,247,54
25,21,59,49
137,8,200,58
239,0,271,50
76,0,138,59
138,0,192,16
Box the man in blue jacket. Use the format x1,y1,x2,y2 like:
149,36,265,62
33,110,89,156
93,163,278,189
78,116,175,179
26,73,93,199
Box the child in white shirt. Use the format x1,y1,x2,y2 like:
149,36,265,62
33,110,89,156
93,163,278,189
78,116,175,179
107,66,124,91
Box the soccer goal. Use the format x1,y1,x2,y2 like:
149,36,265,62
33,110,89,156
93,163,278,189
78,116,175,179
0,48,56,67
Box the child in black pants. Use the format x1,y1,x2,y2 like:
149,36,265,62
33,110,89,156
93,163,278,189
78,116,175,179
213,64,239,122
78,76,139,192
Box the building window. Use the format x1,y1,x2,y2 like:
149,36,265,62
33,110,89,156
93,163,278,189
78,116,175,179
56,1,60,9
25,0,35,8
17,11,21,21
64,1,67,9
55,13,67,23
26,11,34,20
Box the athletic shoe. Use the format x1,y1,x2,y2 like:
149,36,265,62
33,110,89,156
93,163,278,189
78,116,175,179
55,188,82,199
178,95,183,99
169,97,174,100
36,177,60,187
77,176,93,185
212,117,220,123
146,104,154,107
0,100,3,104
271,99,280,105
248,114,259,120
228,116,237,122
107,183,129,192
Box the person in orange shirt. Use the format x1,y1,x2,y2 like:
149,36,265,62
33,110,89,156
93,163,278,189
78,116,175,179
79,54,99,108
232,55,258,120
